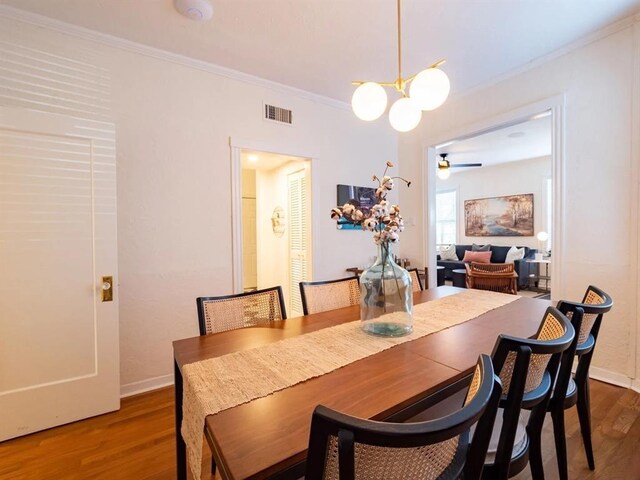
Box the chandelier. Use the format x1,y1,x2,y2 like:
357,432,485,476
351,0,450,132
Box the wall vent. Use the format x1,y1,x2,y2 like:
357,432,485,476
264,104,293,125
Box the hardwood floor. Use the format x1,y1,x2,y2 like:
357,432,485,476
0,380,638,479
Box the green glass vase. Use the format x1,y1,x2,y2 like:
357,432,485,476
359,242,413,336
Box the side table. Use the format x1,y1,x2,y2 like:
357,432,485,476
452,268,467,288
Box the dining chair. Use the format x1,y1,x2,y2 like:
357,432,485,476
408,267,423,292
196,286,287,335
548,285,613,480
195,286,286,474
299,277,359,315
305,354,502,480
482,306,575,480
465,262,518,295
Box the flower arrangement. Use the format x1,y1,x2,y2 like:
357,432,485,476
330,162,411,245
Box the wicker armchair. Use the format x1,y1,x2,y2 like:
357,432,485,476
465,262,518,295
408,268,424,292
196,286,286,336
305,355,502,480
547,286,613,480
299,277,360,315
482,307,574,480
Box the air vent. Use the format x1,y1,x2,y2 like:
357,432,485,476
264,104,293,125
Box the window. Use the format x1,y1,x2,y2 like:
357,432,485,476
436,190,457,246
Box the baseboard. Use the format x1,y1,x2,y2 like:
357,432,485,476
120,374,174,398
588,366,633,389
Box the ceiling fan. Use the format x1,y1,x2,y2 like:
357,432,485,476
437,153,482,179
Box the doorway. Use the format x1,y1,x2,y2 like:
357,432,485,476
425,96,565,300
433,115,553,296
240,150,312,317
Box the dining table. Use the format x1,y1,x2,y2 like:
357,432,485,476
173,285,550,480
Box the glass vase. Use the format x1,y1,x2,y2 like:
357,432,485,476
360,242,413,336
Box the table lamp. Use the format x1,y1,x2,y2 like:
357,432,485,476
536,231,549,259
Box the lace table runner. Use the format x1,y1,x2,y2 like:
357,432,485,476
182,289,519,479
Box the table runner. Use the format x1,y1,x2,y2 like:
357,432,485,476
182,289,519,480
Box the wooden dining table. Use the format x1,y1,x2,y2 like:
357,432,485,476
173,286,550,480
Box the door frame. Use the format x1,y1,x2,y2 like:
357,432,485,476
423,94,566,300
229,138,317,294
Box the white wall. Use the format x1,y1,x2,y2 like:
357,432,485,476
401,21,640,385
0,17,398,393
438,156,552,249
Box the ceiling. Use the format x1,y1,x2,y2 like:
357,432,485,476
436,115,552,170
2,0,639,103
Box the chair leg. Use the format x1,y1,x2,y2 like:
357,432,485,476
577,380,595,470
527,405,547,480
551,407,569,480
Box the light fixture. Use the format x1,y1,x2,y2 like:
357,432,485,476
437,166,451,180
536,231,549,256
351,0,450,132
248,154,259,162
174,0,213,21
437,153,451,180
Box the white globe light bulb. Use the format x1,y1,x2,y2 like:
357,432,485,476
437,167,451,180
388,97,422,132
536,231,549,242
351,82,388,121
409,68,451,111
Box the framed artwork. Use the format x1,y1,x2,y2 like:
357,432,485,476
335,184,376,230
464,193,534,236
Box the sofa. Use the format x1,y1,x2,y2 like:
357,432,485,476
437,244,537,289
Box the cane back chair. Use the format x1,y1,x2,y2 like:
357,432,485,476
299,277,359,315
482,307,574,480
548,285,613,480
305,355,502,480
465,262,518,295
408,268,424,292
196,286,286,336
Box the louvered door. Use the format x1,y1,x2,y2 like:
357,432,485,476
0,106,119,440
288,169,309,317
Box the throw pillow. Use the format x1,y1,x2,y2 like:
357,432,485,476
462,250,492,263
439,244,459,261
472,243,491,252
505,246,526,263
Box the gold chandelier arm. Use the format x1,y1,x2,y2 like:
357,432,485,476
430,59,447,69
397,0,402,83
351,81,400,87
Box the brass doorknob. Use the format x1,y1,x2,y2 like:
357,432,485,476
101,276,113,302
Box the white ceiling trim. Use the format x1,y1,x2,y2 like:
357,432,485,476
458,11,640,101
0,4,349,111
1,5,639,113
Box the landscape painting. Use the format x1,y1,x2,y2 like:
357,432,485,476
464,194,534,236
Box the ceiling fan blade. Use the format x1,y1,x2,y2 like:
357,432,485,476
449,163,483,168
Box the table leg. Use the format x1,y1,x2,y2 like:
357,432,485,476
175,359,187,480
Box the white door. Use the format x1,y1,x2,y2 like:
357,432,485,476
288,168,310,317
0,106,119,440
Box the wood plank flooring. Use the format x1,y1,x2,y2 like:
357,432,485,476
0,380,638,479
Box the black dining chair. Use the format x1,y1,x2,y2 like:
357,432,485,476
299,277,360,315
305,354,502,480
408,267,424,292
482,306,575,480
548,285,613,480
196,286,287,336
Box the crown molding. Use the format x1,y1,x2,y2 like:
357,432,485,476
0,4,350,111
453,10,640,102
